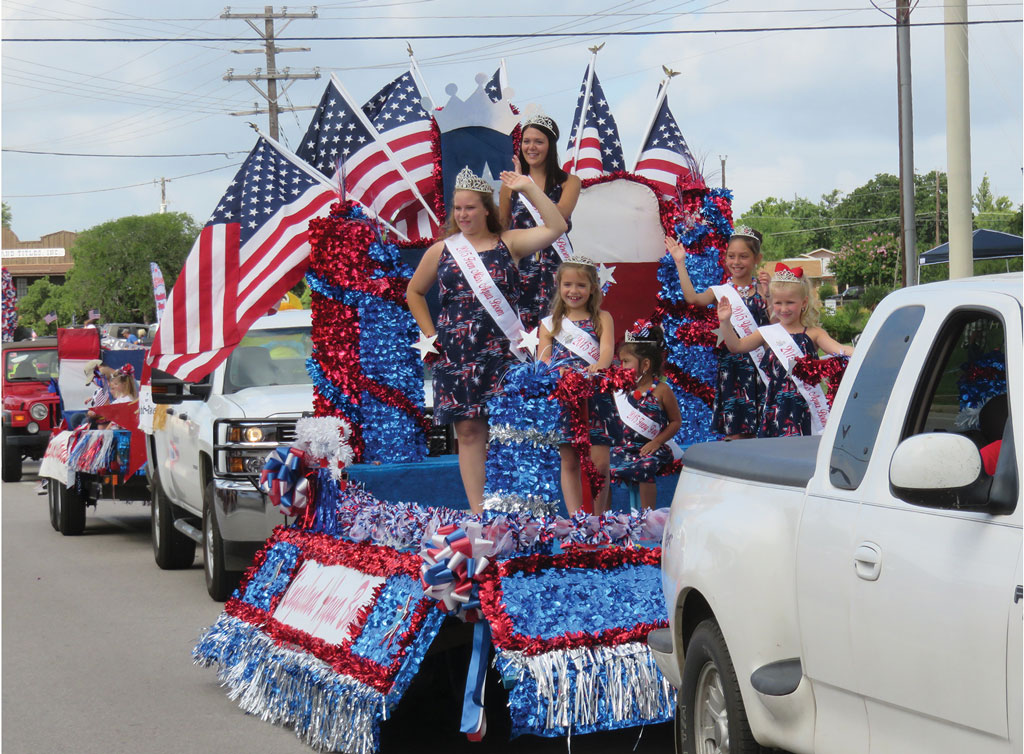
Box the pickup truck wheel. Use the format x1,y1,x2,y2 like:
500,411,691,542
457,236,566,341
2,443,23,482
48,481,60,531
678,619,764,754
203,482,242,602
151,472,196,569
57,481,86,536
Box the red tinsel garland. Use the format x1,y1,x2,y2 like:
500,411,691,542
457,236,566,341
664,363,715,408
792,354,850,407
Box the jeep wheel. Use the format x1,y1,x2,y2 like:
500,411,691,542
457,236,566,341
151,472,196,569
48,480,60,531
678,619,764,754
2,443,23,482
203,482,241,602
57,481,86,536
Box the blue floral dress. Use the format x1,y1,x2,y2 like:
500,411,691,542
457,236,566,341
432,239,520,425
511,182,571,332
713,290,769,436
758,330,814,438
550,317,620,446
611,389,674,483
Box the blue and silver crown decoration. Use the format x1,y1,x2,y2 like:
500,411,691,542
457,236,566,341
431,72,535,135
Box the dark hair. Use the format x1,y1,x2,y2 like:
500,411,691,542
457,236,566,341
445,189,503,237
730,229,763,257
519,123,569,195
618,325,667,380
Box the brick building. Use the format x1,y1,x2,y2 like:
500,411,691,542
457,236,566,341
1,227,76,297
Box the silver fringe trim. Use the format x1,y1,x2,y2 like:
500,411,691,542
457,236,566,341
482,492,557,517
193,615,383,754
499,642,675,731
489,423,561,448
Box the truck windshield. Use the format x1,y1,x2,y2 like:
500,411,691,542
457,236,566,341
223,328,313,393
5,349,58,382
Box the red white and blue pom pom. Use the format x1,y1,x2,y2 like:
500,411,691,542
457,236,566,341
419,522,494,622
259,446,310,516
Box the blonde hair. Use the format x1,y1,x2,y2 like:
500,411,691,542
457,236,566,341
109,371,139,401
770,278,820,328
548,262,604,340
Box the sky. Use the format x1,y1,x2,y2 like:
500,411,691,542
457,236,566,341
1,0,1021,245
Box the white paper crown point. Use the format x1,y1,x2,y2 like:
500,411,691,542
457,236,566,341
432,74,536,135
454,166,493,194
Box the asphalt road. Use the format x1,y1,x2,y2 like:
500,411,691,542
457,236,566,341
2,463,674,754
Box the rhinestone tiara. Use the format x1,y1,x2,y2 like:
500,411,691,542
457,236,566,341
772,263,805,284
454,166,493,194
731,225,760,242
522,113,557,137
624,318,659,344
564,254,597,269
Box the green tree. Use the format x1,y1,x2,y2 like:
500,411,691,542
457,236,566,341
973,174,1018,234
2,202,11,228
64,212,198,323
16,278,68,336
737,196,833,260
831,232,901,287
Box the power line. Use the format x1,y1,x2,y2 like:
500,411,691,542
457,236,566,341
2,148,247,158
4,162,241,198
3,17,1020,42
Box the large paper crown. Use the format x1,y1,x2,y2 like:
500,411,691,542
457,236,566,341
454,166,493,194
431,72,536,135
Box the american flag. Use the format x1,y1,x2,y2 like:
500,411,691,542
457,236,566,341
563,70,624,180
295,72,440,244
43,311,57,324
148,137,335,382
634,93,703,196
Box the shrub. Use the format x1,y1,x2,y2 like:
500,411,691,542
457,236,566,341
817,283,836,300
820,305,869,345
860,285,891,312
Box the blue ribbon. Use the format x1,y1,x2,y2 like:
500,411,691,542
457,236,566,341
460,620,491,739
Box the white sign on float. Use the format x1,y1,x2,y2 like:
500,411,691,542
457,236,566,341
570,179,665,265
272,561,384,645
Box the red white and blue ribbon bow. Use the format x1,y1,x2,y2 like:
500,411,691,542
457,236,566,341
259,446,309,516
419,523,494,622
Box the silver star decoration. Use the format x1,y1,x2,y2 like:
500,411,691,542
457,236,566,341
515,327,540,357
711,323,729,348
598,263,617,289
411,332,439,361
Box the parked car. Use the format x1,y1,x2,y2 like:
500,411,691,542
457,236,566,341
825,285,864,306
2,338,61,482
650,273,1021,753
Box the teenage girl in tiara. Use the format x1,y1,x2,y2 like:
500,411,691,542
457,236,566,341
717,263,854,438
408,167,568,513
499,114,581,333
538,256,617,515
667,226,770,439
610,324,682,510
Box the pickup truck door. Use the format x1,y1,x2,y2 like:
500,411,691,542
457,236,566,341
849,297,1022,753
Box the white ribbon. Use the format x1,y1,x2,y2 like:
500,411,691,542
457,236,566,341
516,183,573,262
710,284,770,388
541,315,600,365
447,233,528,362
613,391,684,460
759,323,830,435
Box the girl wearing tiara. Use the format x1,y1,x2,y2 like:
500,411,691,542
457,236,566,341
407,167,568,513
499,115,581,332
717,263,854,438
667,226,770,438
538,257,616,514
611,323,682,510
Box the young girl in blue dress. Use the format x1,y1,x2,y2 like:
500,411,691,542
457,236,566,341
610,324,682,510
407,167,568,513
538,257,616,514
717,263,854,438
499,114,581,333
667,226,769,438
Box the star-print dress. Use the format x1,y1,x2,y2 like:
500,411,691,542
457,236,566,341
432,239,521,425
757,329,815,438
712,289,769,436
611,388,674,483
511,182,571,332
549,317,620,446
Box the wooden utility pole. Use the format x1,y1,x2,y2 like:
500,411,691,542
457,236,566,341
896,0,918,286
221,6,321,140
935,171,941,245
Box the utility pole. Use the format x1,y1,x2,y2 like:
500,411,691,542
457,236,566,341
221,6,321,140
944,0,973,280
157,177,167,213
719,155,727,189
935,171,941,246
895,0,918,286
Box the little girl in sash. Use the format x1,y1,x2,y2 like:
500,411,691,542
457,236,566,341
538,257,617,514
717,263,854,438
610,324,682,510
407,166,568,513
667,226,769,438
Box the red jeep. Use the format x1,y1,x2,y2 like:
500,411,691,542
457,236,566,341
2,338,61,482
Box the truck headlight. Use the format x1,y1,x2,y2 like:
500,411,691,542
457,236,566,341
243,426,264,443
29,403,48,421
226,425,271,443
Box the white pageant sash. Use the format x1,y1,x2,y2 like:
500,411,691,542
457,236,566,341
448,233,528,362
613,391,684,461
710,284,770,387
517,183,573,262
758,323,830,436
541,315,600,365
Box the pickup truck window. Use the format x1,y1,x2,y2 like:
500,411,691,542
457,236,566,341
829,305,925,490
223,327,313,394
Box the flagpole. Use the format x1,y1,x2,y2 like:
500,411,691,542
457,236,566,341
499,58,509,92
330,73,440,226
256,127,412,242
406,44,436,111
570,45,603,174
632,77,671,172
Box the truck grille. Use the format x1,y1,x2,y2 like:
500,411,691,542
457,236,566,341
277,422,296,444
50,402,62,429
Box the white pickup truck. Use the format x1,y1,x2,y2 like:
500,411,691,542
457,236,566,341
147,309,314,600
650,273,1021,754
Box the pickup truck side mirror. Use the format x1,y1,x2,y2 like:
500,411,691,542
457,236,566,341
890,431,1015,514
150,369,210,405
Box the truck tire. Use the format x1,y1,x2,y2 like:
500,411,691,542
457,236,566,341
151,471,196,569
203,482,242,602
678,619,764,754
58,481,86,536
2,442,23,482
48,481,60,531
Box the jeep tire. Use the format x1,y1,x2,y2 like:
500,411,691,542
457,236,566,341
57,481,86,536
